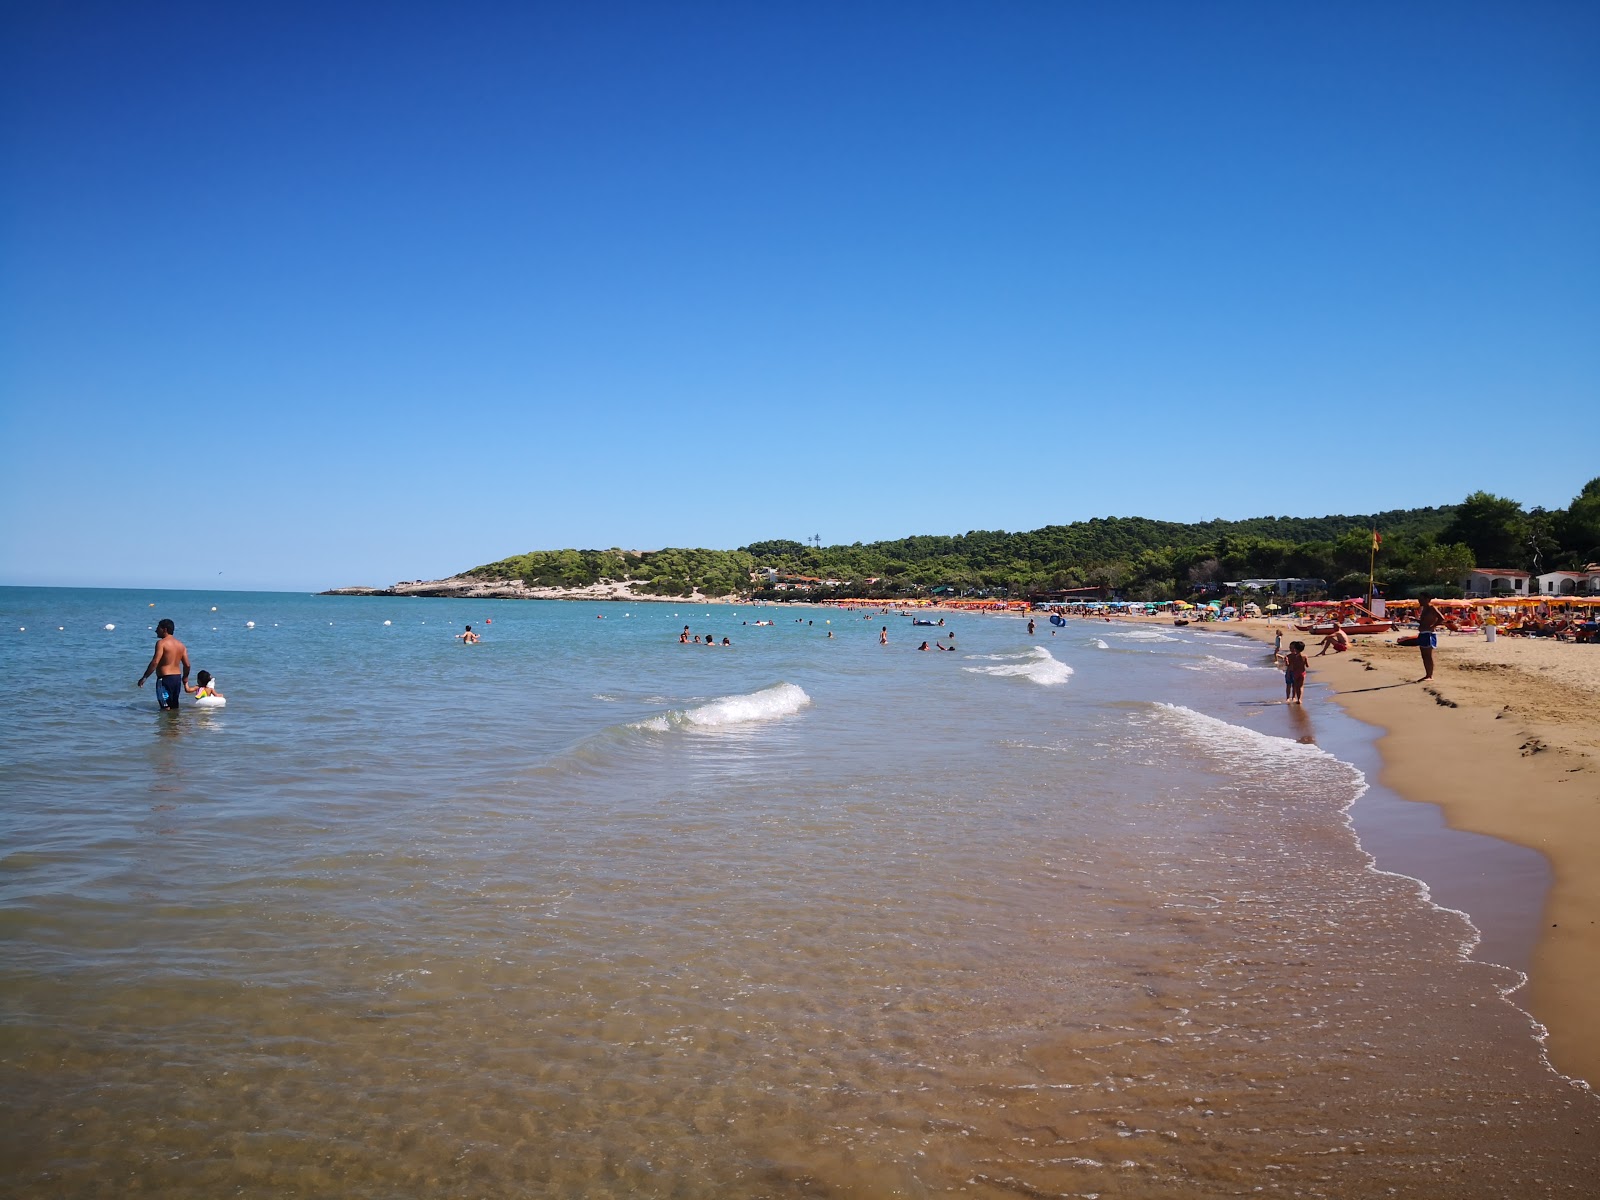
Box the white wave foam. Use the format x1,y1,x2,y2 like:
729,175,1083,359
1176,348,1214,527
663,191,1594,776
963,646,1073,686
1179,654,1257,673
1152,704,1363,800
1093,638,1110,649
633,683,811,732
1109,628,1179,642
1148,701,1567,1084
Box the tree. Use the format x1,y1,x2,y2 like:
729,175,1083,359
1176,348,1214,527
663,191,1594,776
1440,491,1526,568
1556,477,1600,568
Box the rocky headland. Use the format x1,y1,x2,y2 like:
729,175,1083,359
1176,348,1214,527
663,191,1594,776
321,577,735,603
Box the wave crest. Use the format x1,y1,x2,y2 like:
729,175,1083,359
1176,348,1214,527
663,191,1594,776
963,646,1074,687
633,683,811,732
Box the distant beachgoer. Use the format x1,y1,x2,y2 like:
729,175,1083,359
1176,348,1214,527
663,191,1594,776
681,626,691,643
137,618,189,709
185,670,221,701
457,625,479,643
1027,618,1036,635
1417,595,1446,680
1315,628,1348,656
918,641,931,651
826,631,834,638
1273,629,1284,659
1482,609,1498,643
693,635,702,644
721,637,731,646
880,627,888,645
1284,641,1309,704
936,641,954,651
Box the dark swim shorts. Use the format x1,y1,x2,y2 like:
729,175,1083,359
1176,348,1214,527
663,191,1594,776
157,674,183,709
1418,632,1438,649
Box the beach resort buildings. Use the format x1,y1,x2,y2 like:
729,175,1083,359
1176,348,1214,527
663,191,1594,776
1461,568,1531,596
1534,569,1600,596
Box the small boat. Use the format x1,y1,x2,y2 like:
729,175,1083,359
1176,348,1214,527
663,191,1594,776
912,618,938,626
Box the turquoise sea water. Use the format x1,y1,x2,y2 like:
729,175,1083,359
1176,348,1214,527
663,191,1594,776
2,587,1595,1197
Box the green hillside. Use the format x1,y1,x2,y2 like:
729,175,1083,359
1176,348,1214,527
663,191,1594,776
465,480,1600,601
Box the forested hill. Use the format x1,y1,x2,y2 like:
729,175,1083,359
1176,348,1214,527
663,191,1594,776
464,483,1598,601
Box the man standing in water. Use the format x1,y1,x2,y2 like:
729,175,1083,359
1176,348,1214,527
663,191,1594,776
1416,593,1446,681
137,619,189,710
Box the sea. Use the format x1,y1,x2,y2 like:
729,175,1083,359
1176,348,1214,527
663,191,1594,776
2,587,1596,1198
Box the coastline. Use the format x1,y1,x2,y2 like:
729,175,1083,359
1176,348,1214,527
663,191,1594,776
321,576,742,604
1143,612,1600,1087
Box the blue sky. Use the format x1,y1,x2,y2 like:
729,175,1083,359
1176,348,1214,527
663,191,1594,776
3,1,1596,590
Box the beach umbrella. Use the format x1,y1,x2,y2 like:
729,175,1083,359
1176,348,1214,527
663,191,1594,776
1264,603,1280,611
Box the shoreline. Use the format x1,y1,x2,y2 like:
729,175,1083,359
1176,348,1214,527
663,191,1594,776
321,577,744,604
1111,610,1600,1087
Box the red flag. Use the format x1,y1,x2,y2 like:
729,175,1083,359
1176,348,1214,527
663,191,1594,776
1372,530,1382,551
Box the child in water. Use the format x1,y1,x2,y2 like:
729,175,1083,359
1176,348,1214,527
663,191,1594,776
185,670,223,701
1283,641,1309,705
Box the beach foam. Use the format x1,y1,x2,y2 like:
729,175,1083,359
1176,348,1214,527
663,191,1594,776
1149,702,1366,798
633,682,811,732
1179,654,1260,673
963,645,1073,686
1109,628,1180,643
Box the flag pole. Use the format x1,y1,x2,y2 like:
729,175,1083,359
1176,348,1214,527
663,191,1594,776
1369,528,1378,611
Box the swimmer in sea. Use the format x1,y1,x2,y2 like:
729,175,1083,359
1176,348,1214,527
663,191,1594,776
918,641,931,651
681,626,691,643
457,625,479,643
880,627,888,645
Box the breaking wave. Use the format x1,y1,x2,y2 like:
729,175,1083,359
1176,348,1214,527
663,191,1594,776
1179,654,1261,673
1108,628,1179,643
963,646,1074,686
631,683,811,732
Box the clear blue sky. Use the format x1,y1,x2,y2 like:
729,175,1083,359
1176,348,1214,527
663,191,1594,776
3,1,1595,590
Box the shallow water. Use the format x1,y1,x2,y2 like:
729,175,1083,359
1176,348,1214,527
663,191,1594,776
2,590,1595,1197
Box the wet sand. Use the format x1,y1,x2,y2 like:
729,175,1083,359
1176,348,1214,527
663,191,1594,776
1156,615,1600,1087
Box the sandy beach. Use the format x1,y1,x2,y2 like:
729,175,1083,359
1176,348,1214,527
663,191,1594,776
1121,612,1600,1087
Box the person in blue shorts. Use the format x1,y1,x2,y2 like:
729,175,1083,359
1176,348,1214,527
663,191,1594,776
137,619,190,709
1416,594,1446,681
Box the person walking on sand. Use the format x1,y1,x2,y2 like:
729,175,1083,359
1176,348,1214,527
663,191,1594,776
1416,594,1446,681
137,618,189,710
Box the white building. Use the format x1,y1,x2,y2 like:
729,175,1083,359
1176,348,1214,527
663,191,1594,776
1461,568,1530,596
1534,570,1600,596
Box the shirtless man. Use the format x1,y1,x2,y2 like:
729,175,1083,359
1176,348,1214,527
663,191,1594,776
1416,594,1446,681
137,619,190,710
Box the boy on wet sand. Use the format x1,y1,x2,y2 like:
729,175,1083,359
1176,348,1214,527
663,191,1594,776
1283,640,1309,705
137,619,189,709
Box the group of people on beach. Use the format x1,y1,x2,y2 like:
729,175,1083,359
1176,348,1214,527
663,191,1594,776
135,620,222,709
1269,593,1455,704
